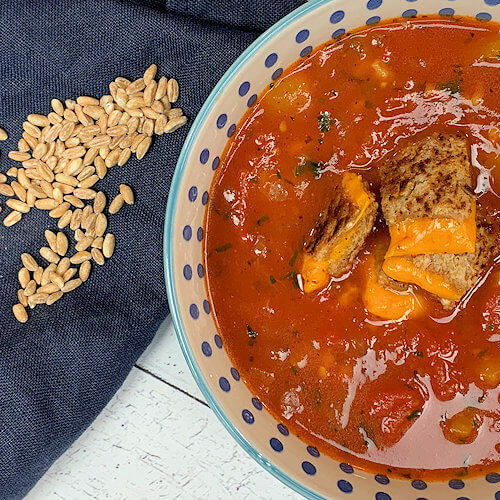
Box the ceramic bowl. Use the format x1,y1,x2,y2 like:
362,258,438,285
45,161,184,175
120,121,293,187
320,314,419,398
164,1,500,498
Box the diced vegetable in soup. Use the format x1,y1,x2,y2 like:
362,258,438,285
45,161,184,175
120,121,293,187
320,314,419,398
205,16,500,481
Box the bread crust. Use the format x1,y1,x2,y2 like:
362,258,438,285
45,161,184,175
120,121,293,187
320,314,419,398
304,181,378,277
380,132,474,224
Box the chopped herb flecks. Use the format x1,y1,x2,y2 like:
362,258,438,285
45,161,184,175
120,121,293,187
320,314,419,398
288,249,299,267
294,160,323,179
215,243,232,253
407,409,423,421
246,325,258,338
284,270,300,289
257,215,269,226
485,324,495,331
291,365,299,374
317,111,335,133
270,275,277,284
437,79,462,95
276,169,282,179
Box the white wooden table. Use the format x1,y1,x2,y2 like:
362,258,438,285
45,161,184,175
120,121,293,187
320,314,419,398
26,317,302,500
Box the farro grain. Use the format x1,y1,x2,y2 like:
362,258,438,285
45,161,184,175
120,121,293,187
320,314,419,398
102,233,115,258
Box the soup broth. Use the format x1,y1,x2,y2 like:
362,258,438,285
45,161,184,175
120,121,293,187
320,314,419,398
205,17,500,479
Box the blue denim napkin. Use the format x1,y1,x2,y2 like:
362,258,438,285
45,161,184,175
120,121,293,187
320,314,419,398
0,1,304,497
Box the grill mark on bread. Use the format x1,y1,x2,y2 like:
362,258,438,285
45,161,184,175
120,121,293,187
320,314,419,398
380,132,474,223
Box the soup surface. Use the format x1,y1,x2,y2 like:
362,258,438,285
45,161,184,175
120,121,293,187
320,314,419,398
205,17,500,480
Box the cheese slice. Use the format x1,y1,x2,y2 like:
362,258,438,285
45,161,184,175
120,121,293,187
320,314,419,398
362,256,421,320
301,172,374,293
385,202,476,258
383,256,462,301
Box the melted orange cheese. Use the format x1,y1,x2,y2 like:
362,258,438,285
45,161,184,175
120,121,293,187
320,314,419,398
301,254,329,293
362,256,422,320
385,203,476,258
302,173,374,293
383,256,462,301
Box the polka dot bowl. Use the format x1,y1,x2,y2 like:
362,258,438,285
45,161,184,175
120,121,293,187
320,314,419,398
164,1,500,498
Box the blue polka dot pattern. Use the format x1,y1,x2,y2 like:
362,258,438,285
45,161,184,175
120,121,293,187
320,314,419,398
216,113,227,129
375,475,389,485
188,186,197,202
199,148,209,164
302,461,317,476
201,341,212,357
295,29,310,43
411,480,427,490
247,94,257,107
242,409,254,424
272,68,283,80
456,497,470,500
227,124,236,137
375,493,391,500
203,299,210,314
300,46,313,57
402,8,417,17
201,191,208,205
307,446,320,458
332,28,346,38
189,303,199,319
252,397,263,410
270,437,283,452
182,225,192,241
230,367,240,381
477,12,492,21
337,479,352,492
196,227,203,242
340,463,354,474
211,156,220,170
367,0,382,10
495,492,500,500
197,264,204,278
366,15,381,25
265,53,278,68
277,423,289,436
485,0,500,5
219,376,230,392
214,334,222,349
183,264,192,280
487,473,500,483
330,10,345,23
449,479,464,490
439,7,455,16
238,81,250,96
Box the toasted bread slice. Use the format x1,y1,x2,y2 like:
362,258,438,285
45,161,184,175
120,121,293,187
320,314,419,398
380,132,476,257
383,215,498,309
301,172,377,293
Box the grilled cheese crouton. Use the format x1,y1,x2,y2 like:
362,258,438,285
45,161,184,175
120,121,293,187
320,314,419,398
383,216,498,308
380,132,476,257
301,172,377,293
362,241,423,320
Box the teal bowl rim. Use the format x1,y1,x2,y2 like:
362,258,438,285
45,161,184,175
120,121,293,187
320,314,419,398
164,1,335,498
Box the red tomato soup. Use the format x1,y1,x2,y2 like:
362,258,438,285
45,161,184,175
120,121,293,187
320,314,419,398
204,17,500,480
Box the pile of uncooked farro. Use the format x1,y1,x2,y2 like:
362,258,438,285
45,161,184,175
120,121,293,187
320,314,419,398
0,64,187,323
